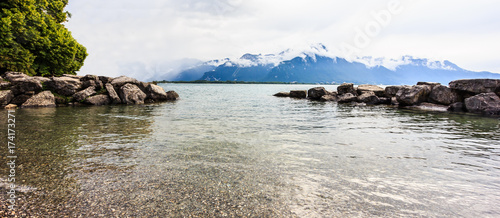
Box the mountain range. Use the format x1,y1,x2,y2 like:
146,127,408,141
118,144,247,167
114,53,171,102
172,44,500,85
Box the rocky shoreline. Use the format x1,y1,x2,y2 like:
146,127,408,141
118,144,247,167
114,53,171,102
274,79,500,116
0,72,179,109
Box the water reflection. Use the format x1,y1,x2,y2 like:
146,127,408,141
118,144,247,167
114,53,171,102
0,105,157,215
0,84,499,217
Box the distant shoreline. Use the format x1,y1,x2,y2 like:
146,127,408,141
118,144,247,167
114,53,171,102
155,80,339,85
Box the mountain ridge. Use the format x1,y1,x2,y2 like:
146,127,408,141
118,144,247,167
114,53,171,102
173,44,500,85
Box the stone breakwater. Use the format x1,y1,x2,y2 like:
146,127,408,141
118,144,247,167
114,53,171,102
274,79,500,116
0,72,179,109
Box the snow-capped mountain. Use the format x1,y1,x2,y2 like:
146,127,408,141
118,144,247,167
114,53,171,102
173,44,500,84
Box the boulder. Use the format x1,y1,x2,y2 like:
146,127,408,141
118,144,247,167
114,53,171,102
464,93,500,115
449,79,500,94
417,82,441,88
289,90,307,99
111,76,140,88
46,76,82,96
0,90,14,105
4,72,28,81
105,83,121,104
4,104,17,109
99,76,113,84
10,94,31,105
396,85,431,106
307,87,328,100
81,74,104,90
0,81,11,90
338,93,358,103
357,85,385,97
11,77,43,94
273,92,290,97
73,86,96,102
385,86,407,97
33,76,51,83
448,102,466,112
119,83,147,104
357,91,380,104
320,94,338,101
145,84,168,101
337,83,356,96
21,91,56,108
428,85,461,105
85,95,111,106
166,91,179,101
62,74,83,79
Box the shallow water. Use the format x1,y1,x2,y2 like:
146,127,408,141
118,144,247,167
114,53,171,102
1,84,499,217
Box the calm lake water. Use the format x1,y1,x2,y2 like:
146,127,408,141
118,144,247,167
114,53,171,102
1,84,500,217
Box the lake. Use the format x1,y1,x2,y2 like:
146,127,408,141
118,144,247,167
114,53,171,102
1,83,499,217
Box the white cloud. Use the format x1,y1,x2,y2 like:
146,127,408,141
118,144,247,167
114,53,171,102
65,0,500,80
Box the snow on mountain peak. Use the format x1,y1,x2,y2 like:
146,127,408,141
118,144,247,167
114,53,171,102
356,55,458,71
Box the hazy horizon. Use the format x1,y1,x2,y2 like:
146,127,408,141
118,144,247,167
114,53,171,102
65,0,500,80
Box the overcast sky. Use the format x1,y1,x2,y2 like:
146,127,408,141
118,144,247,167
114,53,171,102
65,0,500,80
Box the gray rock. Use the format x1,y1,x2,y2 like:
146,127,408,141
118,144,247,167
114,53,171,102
46,76,82,96
320,94,338,101
21,91,56,108
289,90,307,99
396,85,431,106
33,76,51,83
337,83,356,96
417,82,441,88
4,104,17,109
99,76,113,84
166,91,179,101
81,74,104,90
11,77,43,95
357,91,380,104
105,83,121,104
448,102,465,112
464,93,500,115
0,81,11,90
428,85,461,105
385,86,407,97
85,95,111,106
0,90,14,105
273,92,290,97
357,85,385,97
4,72,28,81
10,94,31,105
338,93,358,103
111,76,140,88
119,83,147,104
146,84,168,101
308,87,328,100
73,86,96,102
62,74,83,79
449,79,500,94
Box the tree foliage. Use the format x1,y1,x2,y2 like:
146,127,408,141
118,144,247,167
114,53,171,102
0,0,87,77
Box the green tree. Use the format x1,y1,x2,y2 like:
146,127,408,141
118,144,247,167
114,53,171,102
0,0,87,77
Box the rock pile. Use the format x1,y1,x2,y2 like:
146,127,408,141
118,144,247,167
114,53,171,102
274,79,500,115
0,72,179,109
